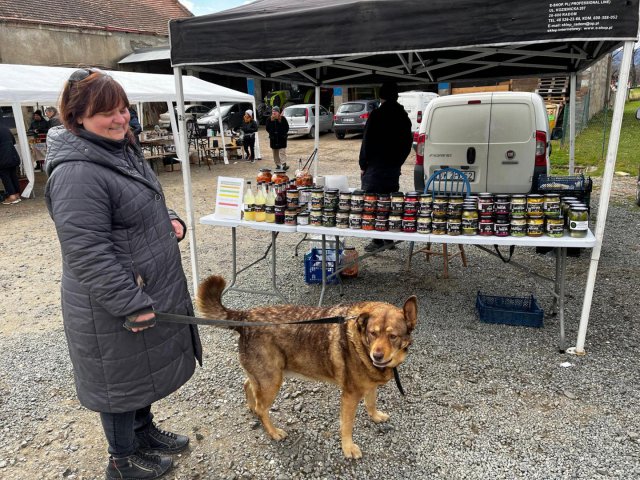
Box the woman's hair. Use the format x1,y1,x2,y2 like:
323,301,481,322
45,106,58,116
60,69,131,137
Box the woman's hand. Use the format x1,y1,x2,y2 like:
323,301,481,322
130,312,155,332
171,219,185,240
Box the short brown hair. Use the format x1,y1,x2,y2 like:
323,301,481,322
60,69,130,135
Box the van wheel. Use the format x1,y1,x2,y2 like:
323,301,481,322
335,132,345,139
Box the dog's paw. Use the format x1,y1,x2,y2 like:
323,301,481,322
342,442,362,459
370,410,390,423
269,428,288,441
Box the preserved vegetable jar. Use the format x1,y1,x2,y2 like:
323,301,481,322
390,192,405,214
544,193,561,217
526,194,544,217
510,218,527,237
336,210,349,228
477,193,494,217
569,206,588,238
402,213,417,233
363,193,377,213
388,214,402,232
310,188,325,210
362,213,376,230
494,195,511,215
271,169,289,185
494,215,510,237
432,195,449,218
479,218,494,236
349,212,362,229
546,216,564,238
510,194,527,217
527,217,544,237
257,168,272,184
338,192,351,211
417,214,431,234
403,191,420,215
350,190,364,212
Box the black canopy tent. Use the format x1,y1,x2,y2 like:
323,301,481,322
168,0,639,354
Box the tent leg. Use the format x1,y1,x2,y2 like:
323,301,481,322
567,40,635,356
314,84,320,179
216,100,228,164
569,73,576,175
252,99,261,160
12,103,35,198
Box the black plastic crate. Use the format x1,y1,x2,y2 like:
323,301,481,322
475,291,544,328
537,174,592,208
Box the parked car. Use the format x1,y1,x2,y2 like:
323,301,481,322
282,104,333,138
636,107,640,207
333,100,379,139
414,92,550,193
197,102,254,134
397,91,439,134
158,104,210,130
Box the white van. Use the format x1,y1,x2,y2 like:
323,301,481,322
397,91,439,133
414,92,550,194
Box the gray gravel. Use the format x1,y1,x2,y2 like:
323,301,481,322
1,130,639,479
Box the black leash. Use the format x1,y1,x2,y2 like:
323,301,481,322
393,367,405,396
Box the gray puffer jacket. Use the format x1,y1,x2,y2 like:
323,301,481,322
44,127,202,413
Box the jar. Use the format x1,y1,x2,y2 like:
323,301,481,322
494,195,511,216
561,197,580,218
432,219,447,235
447,195,464,217
295,171,313,187
257,168,272,184
324,188,340,210
510,217,527,237
417,214,431,234
527,217,544,237
461,205,478,235
569,206,589,238
286,188,299,208
526,194,544,217
402,213,417,233
419,194,432,214
479,218,494,236
404,191,420,215
274,205,286,224
297,211,310,225
494,215,510,237
310,188,324,210
322,208,336,228
563,201,585,228
363,193,378,213
362,213,376,230
338,192,352,211
284,208,298,226
477,193,494,217
271,169,289,185
310,209,323,226
546,216,564,238
447,217,462,236
376,193,391,214
336,210,350,228
432,195,449,218
510,194,527,217
341,247,359,278
390,192,405,214
349,212,362,229
350,190,364,212
375,218,389,232
388,214,403,232
544,193,561,218
298,187,312,207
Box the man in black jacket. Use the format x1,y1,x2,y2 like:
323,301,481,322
359,81,412,251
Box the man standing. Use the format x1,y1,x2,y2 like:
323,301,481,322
265,106,289,170
45,107,62,128
359,81,413,252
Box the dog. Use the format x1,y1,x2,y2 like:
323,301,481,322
196,275,418,459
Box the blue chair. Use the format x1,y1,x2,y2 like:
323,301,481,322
407,167,471,278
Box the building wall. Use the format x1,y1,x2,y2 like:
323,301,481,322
586,56,611,118
0,22,167,69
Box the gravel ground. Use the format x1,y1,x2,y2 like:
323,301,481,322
1,129,639,480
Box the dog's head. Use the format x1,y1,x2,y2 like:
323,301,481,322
355,296,418,369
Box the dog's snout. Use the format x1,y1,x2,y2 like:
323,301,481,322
372,351,384,362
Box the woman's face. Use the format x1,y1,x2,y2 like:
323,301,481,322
80,104,130,141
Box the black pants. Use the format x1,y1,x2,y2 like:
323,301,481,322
99,405,153,457
243,135,255,159
0,166,20,196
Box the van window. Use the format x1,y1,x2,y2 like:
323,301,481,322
429,104,490,144
489,104,533,143
338,103,364,114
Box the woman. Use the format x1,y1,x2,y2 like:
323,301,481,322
239,109,258,161
0,125,22,205
265,106,289,170
45,68,202,480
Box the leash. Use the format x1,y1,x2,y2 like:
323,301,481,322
126,312,406,396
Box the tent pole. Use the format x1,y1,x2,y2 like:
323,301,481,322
314,85,320,179
569,73,577,174
216,100,229,164
12,103,35,198
173,66,200,294
252,99,261,160
568,41,634,356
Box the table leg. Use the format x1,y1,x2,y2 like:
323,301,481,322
270,231,287,303
223,227,238,295
557,247,568,352
318,235,327,307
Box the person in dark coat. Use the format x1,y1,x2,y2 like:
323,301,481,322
128,106,142,146
0,125,22,205
359,81,413,252
45,68,202,480
45,106,62,127
239,109,258,161
265,106,289,169
28,109,50,135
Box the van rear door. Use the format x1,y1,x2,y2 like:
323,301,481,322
486,98,535,193
425,99,490,192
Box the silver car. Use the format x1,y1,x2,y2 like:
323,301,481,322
333,100,379,139
282,104,333,138
158,104,210,130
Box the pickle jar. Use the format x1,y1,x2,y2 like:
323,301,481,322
417,214,431,234
526,194,544,217
256,168,272,184
447,195,464,217
363,193,377,213
336,210,350,229
375,218,389,232
432,195,449,218
402,213,417,233
349,211,363,229
494,215,510,237
362,212,376,230
479,218,494,236
447,217,462,236
324,188,340,210
461,204,478,235
286,187,299,209
527,217,544,237
271,169,289,185
376,193,391,214
546,216,564,238
388,214,402,232
322,208,336,228
310,209,323,226
403,191,420,215
350,190,365,212
297,211,310,226
544,193,561,217
477,193,494,217
510,194,527,217
418,194,432,215
569,206,589,238
432,219,447,235
510,217,527,237
284,208,298,226
310,188,325,210
390,192,405,214
338,192,352,211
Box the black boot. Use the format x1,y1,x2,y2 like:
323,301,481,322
105,452,172,480
136,422,189,454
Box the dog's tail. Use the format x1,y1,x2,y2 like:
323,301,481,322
196,275,244,327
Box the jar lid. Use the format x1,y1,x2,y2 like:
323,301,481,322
273,169,286,174
323,207,336,212
495,214,510,223
259,168,272,172
339,191,352,196
462,204,477,210
478,192,493,198
405,191,420,197
351,189,364,195
434,194,449,200
544,193,560,198
286,207,298,212
419,193,431,199
311,187,324,193
391,191,404,197
325,188,339,194
297,211,309,217
527,194,543,198
495,194,511,201
570,206,588,211
378,193,390,199
449,195,464,201
511,194,526,199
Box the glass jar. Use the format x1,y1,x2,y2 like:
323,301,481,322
298,187,312,207
271,169,289,185
417,214,431,234
350,190,364,212
403,191,420,215
256,168,272,184
526,194,544,217
432,195,449,218
419,194,433,216
324,188,340,210
402,213,417,233
494,194,511,216
432,219,447,235
477,193,494,217
527,217,544,237
310,209,323,226
510,194,527,217
310,188,324,210
544,193,561,218
390,192,405,214
479,218,494,236
447,217,462,236
461,205,478,236
388,214,402,232
375,218,389,232
338,192,351,211
341,247,359,278
376,193,391,214
349,212,362,229
494,215,510,237
363,193,378,213
284,208,298,226
295,171,313,187
297,211,309,225
569,206,588,238
447,195,464,217
510,217,527,237
336,210,350,228
546,216,564,238
322,208,336,228
286,188,299,208
362,212,376,230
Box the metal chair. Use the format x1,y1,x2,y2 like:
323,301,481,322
407,167,471,278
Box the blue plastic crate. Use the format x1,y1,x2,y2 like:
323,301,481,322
304,248,342,284
475,291,544,328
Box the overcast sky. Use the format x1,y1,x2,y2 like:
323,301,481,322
181,0,252,16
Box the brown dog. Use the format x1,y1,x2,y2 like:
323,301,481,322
196,275,418,458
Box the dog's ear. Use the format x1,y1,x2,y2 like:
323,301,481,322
356,312,369,333
403,296,418,333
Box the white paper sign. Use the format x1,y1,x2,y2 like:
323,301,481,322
213,176,244,220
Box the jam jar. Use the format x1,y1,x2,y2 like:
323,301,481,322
461,205,478,235
363,193,378,213
432,195,449,218
510,194,527,217
494,215,510,237
527,217,544,237
257,168,272,184
350,190,365,212
402,213,417,233
271,169,289,185
494,194,511,216
526,194,544,217
403,191,420,215
417,214,431,234
336,210,350,228
362,212,376,230
479,218,494,236
390,192,405,214
510,217,527,237
544,193,561,218
388,214,403,232
338,192,351,211
477,193,494,217
349,212,362,229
